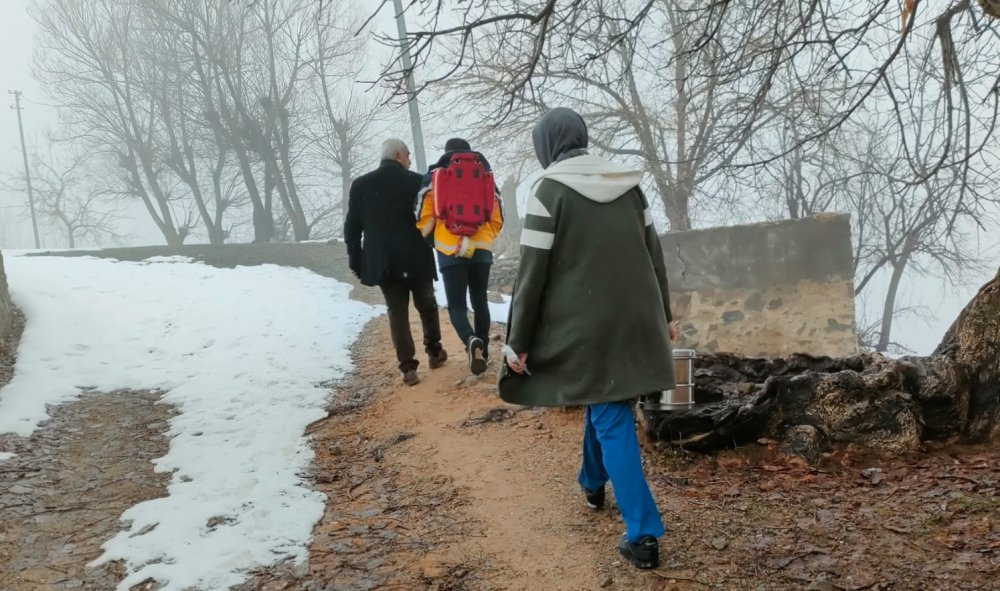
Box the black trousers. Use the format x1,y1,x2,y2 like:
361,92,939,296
441,261,491,348
379,278,443,372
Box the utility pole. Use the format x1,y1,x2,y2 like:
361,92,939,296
9,90,40,249
391,0,427,173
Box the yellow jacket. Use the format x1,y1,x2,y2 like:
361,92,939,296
416,187,504,258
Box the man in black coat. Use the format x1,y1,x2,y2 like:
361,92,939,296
344,138,447,385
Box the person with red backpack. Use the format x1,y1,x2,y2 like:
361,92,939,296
416,138,504,375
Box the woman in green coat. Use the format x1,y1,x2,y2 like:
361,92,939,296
499,107,677,569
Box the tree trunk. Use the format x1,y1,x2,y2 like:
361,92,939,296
492,174,521,256
210,152,228,246
662,182,692,231
341,174,351,221
275,111,310,241
229,145,273,243
339,126,352,221
642,266,1000,461
876,250,911,352
210,75,272,243
121,152,183,247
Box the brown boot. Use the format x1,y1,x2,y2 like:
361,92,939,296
428,348,448,369
402,369,420,386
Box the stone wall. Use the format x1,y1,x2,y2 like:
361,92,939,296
0,252,12,338
490,214,858,358
660,213,857,357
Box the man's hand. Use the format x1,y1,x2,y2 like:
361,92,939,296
669,321,679,343
507,352,529,375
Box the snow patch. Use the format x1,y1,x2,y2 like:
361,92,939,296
0,254,378,591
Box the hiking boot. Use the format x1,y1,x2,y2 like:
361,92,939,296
618,534,659,570
583,486,605,510
467,337,487,375
402,369,420,386
429,348,448,369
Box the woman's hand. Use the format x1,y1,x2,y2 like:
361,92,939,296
669,321,679,343
507,352,529,374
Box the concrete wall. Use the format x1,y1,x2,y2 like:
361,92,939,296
0,252,13,338
660,213,857,357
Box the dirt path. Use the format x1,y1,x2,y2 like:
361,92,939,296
241,316,653,591
0,389,174,590
247,314,1000,591
0,304,175,591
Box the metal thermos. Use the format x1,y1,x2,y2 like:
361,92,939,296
637,349,696,411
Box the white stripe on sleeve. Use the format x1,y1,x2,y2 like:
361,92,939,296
525,194,552,218
520,228,555,250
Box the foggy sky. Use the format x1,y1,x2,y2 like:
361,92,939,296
0,0,48,232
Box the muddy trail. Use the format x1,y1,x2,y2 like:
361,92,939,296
245,315,1000,591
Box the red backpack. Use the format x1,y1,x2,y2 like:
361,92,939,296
431,152,495,236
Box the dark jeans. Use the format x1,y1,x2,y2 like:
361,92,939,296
379,278,443,372
441,262,491,349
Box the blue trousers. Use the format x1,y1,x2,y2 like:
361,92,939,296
578,402,665,542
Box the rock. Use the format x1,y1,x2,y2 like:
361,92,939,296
599,574,614,587
861,467,884,486
129,522,158,537
711,536,729,550
421,561,447,579
780,424,827,465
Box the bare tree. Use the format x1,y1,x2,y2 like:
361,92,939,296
312,6,387,226
32,0,194,245
3,146,122,248
371,0,1000,207
215,0,364,241
435,0,759,230
34,0,384,244
144,14,237,246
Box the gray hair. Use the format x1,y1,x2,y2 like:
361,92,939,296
381,138,409,161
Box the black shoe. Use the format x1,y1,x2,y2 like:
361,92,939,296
467,337,487,375
428,348,448,369
583,486,605,510
402,369,420,386
618,535,659,570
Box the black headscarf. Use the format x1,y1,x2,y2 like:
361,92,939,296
531,107,589,169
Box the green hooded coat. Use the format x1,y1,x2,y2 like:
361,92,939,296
498,149,676,407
